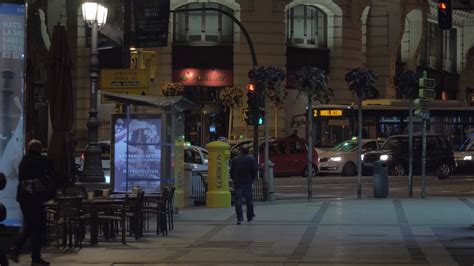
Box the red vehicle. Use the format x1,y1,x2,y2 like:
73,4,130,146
259,137,319,177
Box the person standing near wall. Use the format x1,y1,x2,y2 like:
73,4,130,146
8,139,54,265
230,146,257,225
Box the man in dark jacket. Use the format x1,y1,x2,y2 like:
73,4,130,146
8,139,53,265
230,146,258,225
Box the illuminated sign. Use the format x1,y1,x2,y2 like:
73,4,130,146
172,68,233,87
313,109,343,117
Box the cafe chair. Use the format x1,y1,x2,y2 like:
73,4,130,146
47,196,83,249
142,188,170,236
166,187,176,230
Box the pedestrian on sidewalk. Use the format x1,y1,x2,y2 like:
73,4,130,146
8,139,54,266
230,146,257,225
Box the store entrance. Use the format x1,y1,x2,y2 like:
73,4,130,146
183,86,228,146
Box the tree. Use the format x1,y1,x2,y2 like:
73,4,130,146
219,86,244,139
248,66,286,201
345,67,378,199
294,66,333,199
395,70,420,197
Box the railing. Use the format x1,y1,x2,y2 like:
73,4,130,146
191,171,266,205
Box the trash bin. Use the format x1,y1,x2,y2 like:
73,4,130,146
373,160,388,198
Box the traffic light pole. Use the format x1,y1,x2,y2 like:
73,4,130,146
170,8,259,160
421,118,427,198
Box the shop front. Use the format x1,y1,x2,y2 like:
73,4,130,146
172,68,232,146
172,46,233,147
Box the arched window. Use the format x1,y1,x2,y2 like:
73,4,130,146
287,5,327,48
173,2,233,45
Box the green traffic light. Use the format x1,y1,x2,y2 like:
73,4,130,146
258,117,264,125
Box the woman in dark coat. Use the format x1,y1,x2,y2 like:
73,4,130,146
8,139,54,265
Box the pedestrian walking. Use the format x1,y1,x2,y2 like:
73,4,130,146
230,146,257,225
8,139,55,266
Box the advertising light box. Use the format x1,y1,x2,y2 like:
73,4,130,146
0,2,25,226
112,114,162,193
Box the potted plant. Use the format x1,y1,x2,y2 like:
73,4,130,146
345,67,378,199
294,66,333,199
161,82,184,97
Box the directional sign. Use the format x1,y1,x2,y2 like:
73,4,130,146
414,98,430,109
100,69,150,103
419,89,436,100
414,109,430,120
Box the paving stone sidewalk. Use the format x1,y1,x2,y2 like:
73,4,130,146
10,197,474,266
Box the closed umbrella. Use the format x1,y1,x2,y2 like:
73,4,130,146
47,25,74,187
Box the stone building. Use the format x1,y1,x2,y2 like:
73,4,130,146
31,0,474,146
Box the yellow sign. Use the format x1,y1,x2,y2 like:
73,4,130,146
100,69,150,103
313,109,343,117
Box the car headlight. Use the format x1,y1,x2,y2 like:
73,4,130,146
380,154,390,161
330,156,342,162
361,154,365,161
463,155,472,161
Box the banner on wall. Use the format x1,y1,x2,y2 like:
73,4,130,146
112,114,162,193
133,0,170,48
0,2,25,226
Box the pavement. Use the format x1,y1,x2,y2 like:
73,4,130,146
9,197,474,266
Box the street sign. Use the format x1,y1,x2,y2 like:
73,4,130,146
419,78,436,88
414,98,430,109
419,88,436,100
100,69,150,103
414,109,430,120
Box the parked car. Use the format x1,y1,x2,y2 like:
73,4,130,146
453,137,474,174
318,138,384,176
184,145,208,172
362,135,455,178
230,138,275,158
258,137,319,177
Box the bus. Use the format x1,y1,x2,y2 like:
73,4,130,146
291,99,474,150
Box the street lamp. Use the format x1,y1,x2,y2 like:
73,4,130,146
80,2,108,183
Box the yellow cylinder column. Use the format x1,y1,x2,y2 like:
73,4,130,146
173,138,185,208
205,141,231,208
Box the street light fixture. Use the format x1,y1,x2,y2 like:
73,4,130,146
80,2,108,183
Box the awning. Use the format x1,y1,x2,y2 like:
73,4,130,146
100,92,194,112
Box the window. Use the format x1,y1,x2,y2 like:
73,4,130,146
184,148,202,164
270,142,286,155
174,3,234,45
362,142,377,151
420,22,457,72
287,5,327,48
289,141,304,154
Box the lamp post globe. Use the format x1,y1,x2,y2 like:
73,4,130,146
80,2,108,183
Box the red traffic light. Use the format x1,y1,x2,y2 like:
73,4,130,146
438,2,447,10
247,83,255,92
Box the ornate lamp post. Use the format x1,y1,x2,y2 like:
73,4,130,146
80,2,108,183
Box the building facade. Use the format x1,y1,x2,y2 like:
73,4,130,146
34,0,474,147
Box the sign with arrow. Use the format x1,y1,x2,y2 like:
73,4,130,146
100,69,150,103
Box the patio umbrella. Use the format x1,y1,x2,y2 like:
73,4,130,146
47,25,75,187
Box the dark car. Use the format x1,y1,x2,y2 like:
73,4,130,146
362,135,455,178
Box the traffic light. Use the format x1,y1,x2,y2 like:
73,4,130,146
245,109,265,126
246,83,258,111
438,0,452,30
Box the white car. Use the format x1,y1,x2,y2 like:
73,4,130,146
318,139,384,176
184,145,208,172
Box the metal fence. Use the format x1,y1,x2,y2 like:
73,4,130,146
190,171,266,206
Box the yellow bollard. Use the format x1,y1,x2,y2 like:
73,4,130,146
174,138,185,208
205,141,231,208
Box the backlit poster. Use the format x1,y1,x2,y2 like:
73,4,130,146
0,2,25,226
112,115,162,192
